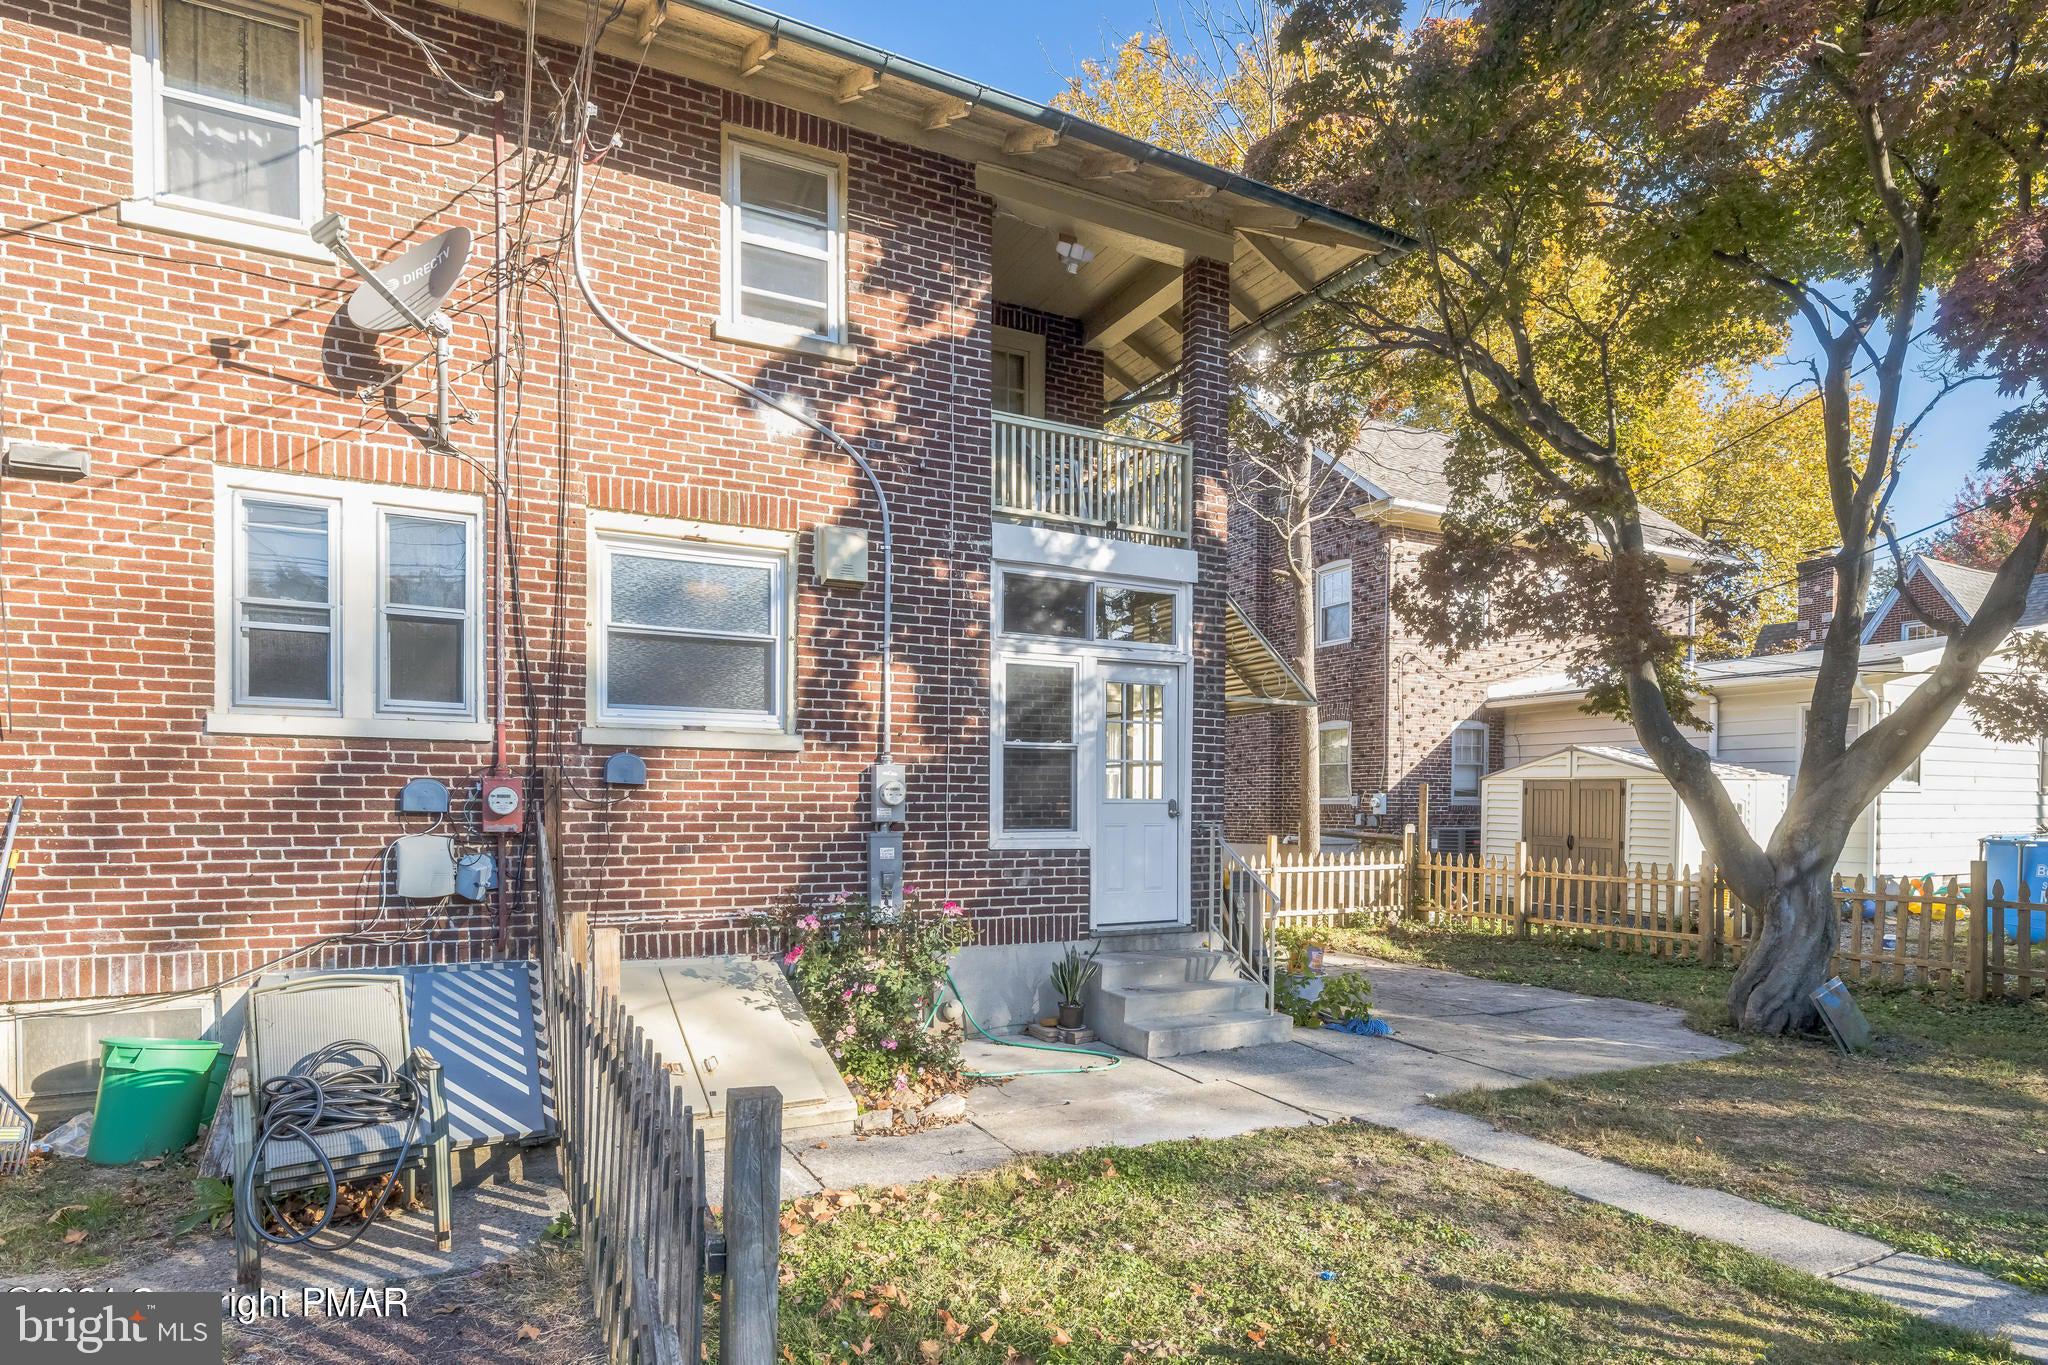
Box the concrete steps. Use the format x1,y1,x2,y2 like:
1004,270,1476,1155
1084,948,1291,1059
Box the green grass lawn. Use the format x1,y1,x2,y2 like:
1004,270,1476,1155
1331,924,2048,1292
770,1124,2011,1362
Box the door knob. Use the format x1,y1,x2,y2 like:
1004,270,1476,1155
1167,798,1180,819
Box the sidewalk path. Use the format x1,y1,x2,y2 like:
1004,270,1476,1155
775,957,2048,1360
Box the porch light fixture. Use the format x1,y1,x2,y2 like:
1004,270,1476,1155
1055,232,1094,275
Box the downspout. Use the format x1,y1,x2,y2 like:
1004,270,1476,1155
567,124,895,764
492,97,511,952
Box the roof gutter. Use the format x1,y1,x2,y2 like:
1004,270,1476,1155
675,0,1414,255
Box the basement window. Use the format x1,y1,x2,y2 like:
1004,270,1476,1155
720,134,847,354
212,469,484,739
126,0,326,257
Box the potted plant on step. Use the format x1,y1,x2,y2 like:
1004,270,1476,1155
1048,945,1100,1029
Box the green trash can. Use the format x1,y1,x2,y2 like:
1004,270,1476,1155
86,1038,223,1166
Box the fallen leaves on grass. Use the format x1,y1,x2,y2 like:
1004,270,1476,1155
46,1204,86,1224
61,1227,88,1245
514,1323,540,1342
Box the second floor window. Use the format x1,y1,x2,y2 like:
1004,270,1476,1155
1316,561,1351,645
724,137,844,345
1900,620,1938,641
140,0,319,225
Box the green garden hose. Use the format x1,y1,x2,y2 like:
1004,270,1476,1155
931,969,1122,1078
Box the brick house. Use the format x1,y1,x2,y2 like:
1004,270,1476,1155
1226,424,1707,852
0,0,1401,1081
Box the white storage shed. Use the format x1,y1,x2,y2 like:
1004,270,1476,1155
1480,744,1789,873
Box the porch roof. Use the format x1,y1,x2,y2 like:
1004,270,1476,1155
1225,598,1316,715
459,0,1413,403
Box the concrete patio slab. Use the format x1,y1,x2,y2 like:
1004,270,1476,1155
792,1120,1018,1190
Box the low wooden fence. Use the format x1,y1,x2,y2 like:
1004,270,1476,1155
1255,830,2047,1001
539,812,783,1365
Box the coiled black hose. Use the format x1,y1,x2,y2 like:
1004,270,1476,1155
241,1039,425,1250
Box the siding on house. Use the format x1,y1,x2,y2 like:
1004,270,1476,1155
1875,675,2043,871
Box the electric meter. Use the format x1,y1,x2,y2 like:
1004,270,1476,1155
869,762,907,823
478,773,525,834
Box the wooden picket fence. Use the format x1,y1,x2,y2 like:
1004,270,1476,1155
1255,830,2047,1002
538,805,783,1365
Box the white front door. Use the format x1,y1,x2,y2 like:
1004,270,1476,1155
1092,663,1185,928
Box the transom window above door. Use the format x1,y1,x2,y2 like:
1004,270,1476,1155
998,571,1179,649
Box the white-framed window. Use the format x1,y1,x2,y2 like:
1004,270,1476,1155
990,326,1046,417
998,570,1180,650
1316,560,1351,646
591,525,792,735
996,658,1079,840
127,0,324,253
1450,721,1488,804
720,133,846,351
212,468,482,738
1900,619,1938,641
1318,721,1352,803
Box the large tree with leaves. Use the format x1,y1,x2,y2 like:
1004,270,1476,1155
1255,0,2048,1032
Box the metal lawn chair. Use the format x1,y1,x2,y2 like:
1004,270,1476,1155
230,973,450,1288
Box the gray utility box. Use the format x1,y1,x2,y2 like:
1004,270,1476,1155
866,831,903,910
813,526,869,587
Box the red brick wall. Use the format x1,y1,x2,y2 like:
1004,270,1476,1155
0,0,1213,1002
1864,572,1960,645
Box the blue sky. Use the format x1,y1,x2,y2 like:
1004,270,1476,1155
770,0,2006,530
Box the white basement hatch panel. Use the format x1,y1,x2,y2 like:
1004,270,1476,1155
618,956,856,1145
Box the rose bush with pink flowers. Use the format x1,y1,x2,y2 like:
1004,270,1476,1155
762,891,973,1094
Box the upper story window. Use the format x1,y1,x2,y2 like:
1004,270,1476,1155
130,0,323,247
1318,721,1352,803
591,524,792,735
213,469,482,738
1316,560,1352,646
990,326,1046,418
1900,620,1939,642
1450,721,1488,804
722,135,845,350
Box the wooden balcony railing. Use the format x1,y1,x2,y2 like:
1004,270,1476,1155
991,412,1191,542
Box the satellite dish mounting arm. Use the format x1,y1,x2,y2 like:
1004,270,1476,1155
312,213,454,447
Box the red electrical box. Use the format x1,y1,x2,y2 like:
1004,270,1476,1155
478,772,524,834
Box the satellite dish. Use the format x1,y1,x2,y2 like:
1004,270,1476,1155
345,226,473,333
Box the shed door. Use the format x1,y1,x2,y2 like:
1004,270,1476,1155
1522,778,1624,870
1525,781,1573,865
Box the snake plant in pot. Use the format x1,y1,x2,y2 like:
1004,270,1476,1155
1048,944,1101,1028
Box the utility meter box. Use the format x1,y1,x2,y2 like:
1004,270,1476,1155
814,526,869,587
867,830,903,910
869,762,907,823
394,834,456,899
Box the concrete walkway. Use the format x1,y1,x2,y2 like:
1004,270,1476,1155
772,957,2048,1361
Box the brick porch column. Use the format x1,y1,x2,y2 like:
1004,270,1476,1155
1182,255,1231,914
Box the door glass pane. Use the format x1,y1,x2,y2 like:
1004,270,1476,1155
1002,748,1073,831
607,633,773,713
387,617,464,705
1104,681,1165,801
1000,575,1087,637
244,500,328,602
611,553,774,635
1005,663,1072,744
387,515,467,610
245,620,329,701
1097,588,1174,644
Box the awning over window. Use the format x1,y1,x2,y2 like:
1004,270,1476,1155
1225,597,1314,715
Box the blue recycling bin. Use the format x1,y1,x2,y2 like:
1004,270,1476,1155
1981,836,2048,944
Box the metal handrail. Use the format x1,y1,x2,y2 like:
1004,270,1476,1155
1205,827,1278,1012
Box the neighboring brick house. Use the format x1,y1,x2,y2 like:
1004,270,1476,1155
0,0,1398,1057
1227,425,1706,852
1752,552,2048,654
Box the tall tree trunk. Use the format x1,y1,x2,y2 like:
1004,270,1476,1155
1724,861,1838,1033
1292,523,1321,854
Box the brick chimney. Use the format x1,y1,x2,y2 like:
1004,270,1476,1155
1795,549,1839,645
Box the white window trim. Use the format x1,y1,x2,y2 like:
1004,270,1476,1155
717,129,851,361
209,466,485,740
1900,620,1938,641
1318,720,1352,805
990,325,1047,418
125,0,330,261
582,510,798,748
1316,559,1352,646
1450,720,1488,805
991,653,1085,849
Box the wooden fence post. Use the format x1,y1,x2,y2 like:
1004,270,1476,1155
1512,842,1529,939
1699,861,1720,967
563,909,591,970
591,925,622,999
1968,859,1989,1003
1401,824,1417,915
720,1086,784,1365
1416,783,1431,860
